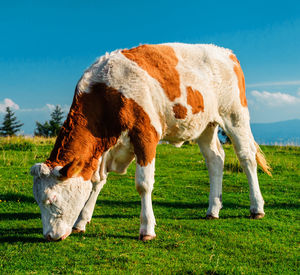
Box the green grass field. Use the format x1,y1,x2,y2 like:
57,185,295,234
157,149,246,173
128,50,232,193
0,137,299,274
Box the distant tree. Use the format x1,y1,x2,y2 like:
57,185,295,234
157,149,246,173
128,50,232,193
34,105,64,137
34,121,51,137
0,107,23,136
218,127,231,144
49,105,64,136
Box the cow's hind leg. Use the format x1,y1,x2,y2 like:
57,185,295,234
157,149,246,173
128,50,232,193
197,123,225,219
222,115,265,218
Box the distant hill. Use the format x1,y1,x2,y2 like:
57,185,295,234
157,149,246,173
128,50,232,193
251,119,300,145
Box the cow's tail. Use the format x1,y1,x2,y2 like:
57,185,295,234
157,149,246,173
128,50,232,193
254,141,272,176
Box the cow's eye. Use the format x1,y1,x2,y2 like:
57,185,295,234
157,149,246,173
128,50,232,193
49,204,63,217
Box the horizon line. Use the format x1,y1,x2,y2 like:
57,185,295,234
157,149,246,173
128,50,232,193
247,80,300,88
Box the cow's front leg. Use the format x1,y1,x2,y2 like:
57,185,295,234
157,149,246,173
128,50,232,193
135,159,156,241
72,179,106,233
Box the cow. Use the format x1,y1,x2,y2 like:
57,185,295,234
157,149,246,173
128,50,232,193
31,43,271,242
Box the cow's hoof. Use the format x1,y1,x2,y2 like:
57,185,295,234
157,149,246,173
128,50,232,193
72,228,85,234
139,234,156,242
250,213,265,219
206,215,219,220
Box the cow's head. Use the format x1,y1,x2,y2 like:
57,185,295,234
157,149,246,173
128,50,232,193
30,162,94,241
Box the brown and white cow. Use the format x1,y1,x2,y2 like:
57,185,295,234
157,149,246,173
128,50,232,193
31,43,271,241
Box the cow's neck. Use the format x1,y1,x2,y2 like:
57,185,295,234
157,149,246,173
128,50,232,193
45,85,123,180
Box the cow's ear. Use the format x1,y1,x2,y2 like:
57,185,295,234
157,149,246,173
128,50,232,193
51,166,63,177
30,163,51,177
59,158,84,179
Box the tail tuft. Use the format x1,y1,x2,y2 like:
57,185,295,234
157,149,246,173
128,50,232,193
254,142,272,177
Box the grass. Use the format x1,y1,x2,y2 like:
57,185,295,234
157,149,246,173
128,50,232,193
0,137,299,274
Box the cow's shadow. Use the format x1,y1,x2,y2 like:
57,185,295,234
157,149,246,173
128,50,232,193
0,228,45,243
0,193,44,243
1,194,298,243
0,193,35,203
0,212,40,221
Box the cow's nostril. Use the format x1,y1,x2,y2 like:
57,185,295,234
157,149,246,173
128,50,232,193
46,234,52,241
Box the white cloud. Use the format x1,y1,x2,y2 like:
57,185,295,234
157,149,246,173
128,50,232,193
15,104,69,135
0,98,20,113
19,104,70,113
46,104,55,111
251,90,300,106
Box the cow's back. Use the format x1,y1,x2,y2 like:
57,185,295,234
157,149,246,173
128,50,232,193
77,43,242,143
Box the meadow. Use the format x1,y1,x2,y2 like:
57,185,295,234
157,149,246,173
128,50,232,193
0,137,299,274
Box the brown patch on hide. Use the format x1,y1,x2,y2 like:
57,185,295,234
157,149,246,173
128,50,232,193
229,54,247,107
59,158,84,180
121,44,181,101
173,104,187,119
46,83,159,180
186,86,204,114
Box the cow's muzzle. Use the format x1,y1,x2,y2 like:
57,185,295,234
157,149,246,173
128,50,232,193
44,230,71,242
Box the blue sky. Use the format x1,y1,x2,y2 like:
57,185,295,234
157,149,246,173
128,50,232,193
0,0,300,134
